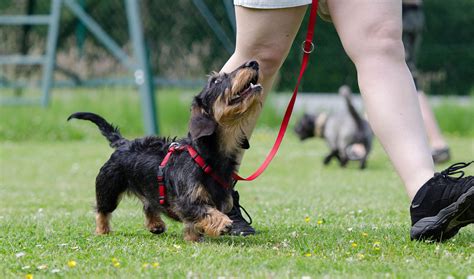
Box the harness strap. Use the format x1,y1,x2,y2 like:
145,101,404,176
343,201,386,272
186,146,231,189
157,143,231,205
157,144,185,205
232,0,319,182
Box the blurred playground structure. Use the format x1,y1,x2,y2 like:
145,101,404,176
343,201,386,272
1,0,473,134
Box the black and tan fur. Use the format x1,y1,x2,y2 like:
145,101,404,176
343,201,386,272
68,60,263,242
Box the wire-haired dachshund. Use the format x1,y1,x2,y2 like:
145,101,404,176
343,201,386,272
68,60,263,241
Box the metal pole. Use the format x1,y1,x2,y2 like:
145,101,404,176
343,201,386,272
40,0,61,106
222,0,236,34
125,0,158,135
64,0,135,71
192,0,235,54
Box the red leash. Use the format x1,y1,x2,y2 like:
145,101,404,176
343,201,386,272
232,0,319,182
157,1,320,202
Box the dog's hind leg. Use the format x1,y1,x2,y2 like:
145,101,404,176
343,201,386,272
323,150,338,165
339,155,349,167
143,204,166,234
359,156,368,169
94,164,127,235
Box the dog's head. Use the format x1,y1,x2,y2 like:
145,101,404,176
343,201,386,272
189,60,263,154
294,113,316,141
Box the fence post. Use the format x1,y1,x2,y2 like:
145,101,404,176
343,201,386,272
40,0,62,107
125,0,158,135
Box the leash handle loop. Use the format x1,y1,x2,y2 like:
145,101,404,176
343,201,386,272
233,0,319,182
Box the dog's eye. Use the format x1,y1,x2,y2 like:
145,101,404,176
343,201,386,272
214,79,221,84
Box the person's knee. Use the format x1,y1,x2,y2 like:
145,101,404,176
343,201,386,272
236,44,288,80
348,21,405,63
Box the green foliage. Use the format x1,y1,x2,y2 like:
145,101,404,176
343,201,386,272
1,0,472,95
278,0,474,95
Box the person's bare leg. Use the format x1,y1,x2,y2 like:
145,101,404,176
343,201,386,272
327,0,434,199
221,6,307,151
417,90,448,150
223,5,308,236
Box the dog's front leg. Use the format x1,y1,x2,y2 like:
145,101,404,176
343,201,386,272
183,222,203,242
220,193,234,214
195,207,233,237
180,184,233,241
181,205,233,241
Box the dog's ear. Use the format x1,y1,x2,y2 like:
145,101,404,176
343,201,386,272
239,136,250,149
189,104,216,140
238,130,250,149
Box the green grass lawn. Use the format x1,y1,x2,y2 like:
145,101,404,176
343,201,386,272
1,131,473,278
1,90,473,278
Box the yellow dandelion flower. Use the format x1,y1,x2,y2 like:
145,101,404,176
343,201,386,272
112,258,120,268
25,274,33,279
304,216,310,223
317,219,324,225
152,262,160,268
351,242,357,248
304,253,312,257
67,260,77,268
373,241,381,250
357,253,365,260
362,232,368,237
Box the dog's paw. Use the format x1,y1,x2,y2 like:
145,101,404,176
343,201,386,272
95,227,111,235
149,225,166,235
183,223,203,242
196,208,233,237
213,215,233,236
220,219,233,235
184,233,204,242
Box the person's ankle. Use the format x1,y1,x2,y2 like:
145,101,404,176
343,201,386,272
430,143,449,151
407,171,436,202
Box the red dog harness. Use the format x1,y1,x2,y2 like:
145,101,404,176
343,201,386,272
157,143,231,205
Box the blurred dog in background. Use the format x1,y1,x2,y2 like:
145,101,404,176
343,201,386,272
294,85,373,169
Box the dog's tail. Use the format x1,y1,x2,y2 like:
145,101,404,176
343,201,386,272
67,112,128,148
339,85,365,130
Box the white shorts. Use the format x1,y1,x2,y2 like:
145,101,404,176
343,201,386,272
233,0,312,9
233,0,331,21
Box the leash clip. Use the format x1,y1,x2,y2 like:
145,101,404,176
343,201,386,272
301,40,315,54
169,142,182,151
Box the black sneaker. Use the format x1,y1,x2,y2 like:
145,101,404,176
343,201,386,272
226,190,256,236
432,147,451,164
410,161,474,242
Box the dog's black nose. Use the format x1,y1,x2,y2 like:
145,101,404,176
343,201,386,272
245,60,259,70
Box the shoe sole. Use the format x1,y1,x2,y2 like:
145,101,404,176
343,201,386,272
410,186,474,242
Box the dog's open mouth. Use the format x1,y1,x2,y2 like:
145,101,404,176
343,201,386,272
229,75,262,105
